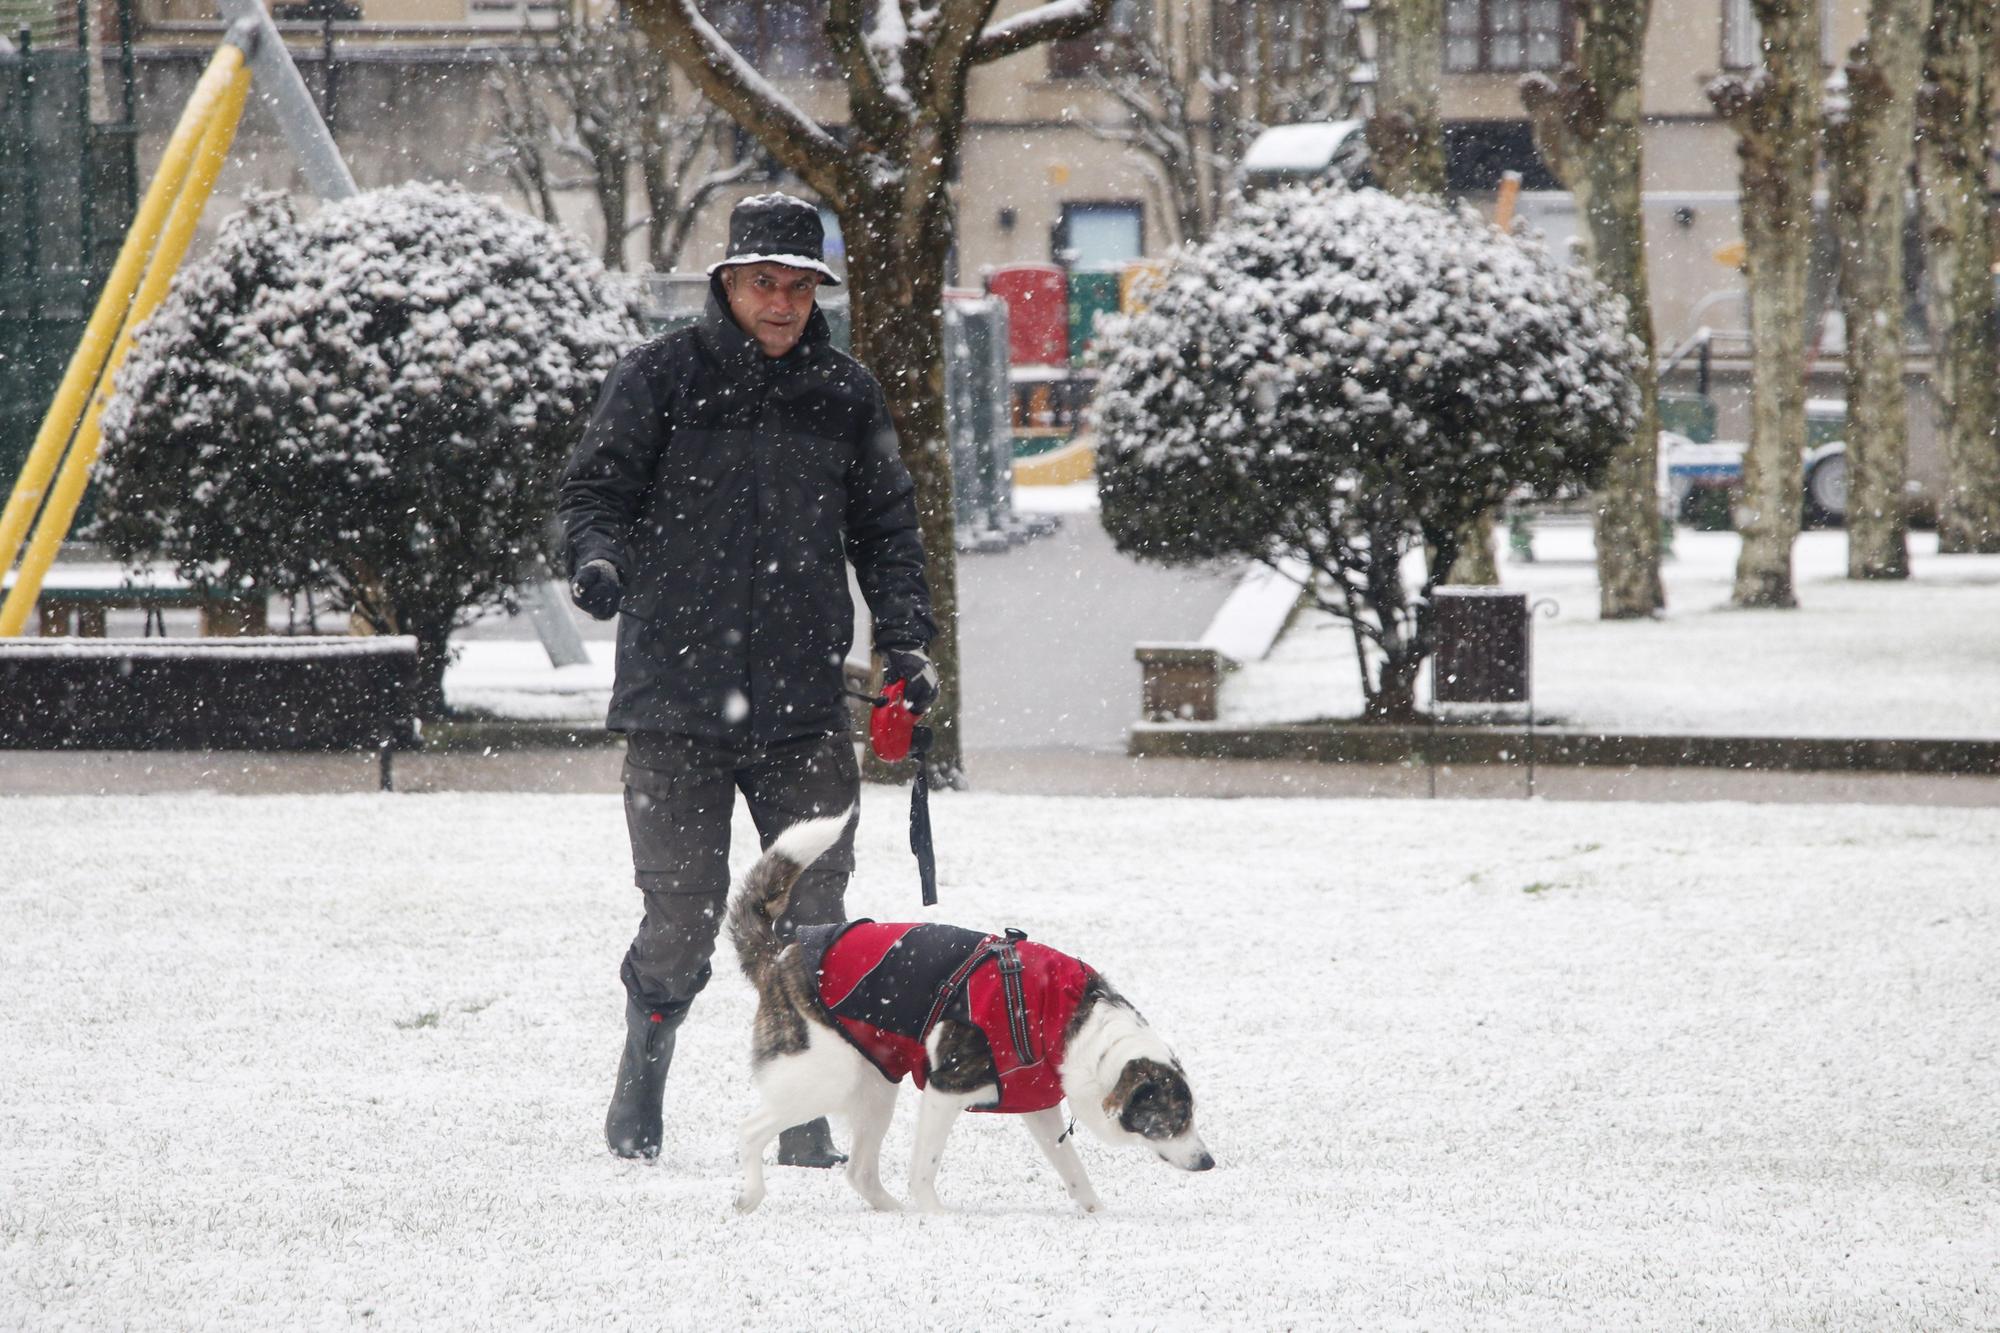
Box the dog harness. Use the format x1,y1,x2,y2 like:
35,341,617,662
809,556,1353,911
793,920,1095,1114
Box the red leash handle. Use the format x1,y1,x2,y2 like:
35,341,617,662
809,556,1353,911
870,679,917,762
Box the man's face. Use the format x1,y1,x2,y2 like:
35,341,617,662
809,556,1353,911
721,261,822,358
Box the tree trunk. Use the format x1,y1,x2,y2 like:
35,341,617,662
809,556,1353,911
1918,0,2000,553
595,149,630,271
1370,0,1490,589
1522,0,1666,619
1445,515,1498,585
409,620,454,721
1708,0,1820,608
1366,0,1447,198
1826,0,1932,580
1361,508,1421,721
844,186,965,787
1369,653,1422,723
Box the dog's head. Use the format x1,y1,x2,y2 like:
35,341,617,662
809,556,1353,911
1103,1057,1213,1172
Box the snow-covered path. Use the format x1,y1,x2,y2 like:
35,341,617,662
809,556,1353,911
4,790,1996,1329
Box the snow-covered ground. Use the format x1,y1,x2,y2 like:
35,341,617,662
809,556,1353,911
5,789,1995,1329
1224,524,2000,738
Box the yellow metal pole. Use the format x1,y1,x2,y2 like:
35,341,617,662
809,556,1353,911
0,37,250,591
0,61,253,638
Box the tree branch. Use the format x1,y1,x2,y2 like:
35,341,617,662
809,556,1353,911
827,0,907,145
969,0,1114,65
626,0,849,203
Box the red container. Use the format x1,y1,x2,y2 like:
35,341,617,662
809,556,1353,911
985,263,1070,366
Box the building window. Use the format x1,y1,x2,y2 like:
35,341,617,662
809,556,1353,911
1055,201,1144,268
1048,0,1144,79
1443,0,1571,73
1720,0,1841,69
1213,0,1350,95
707,0,834,78
463,0,561,27
1444,120,1561,192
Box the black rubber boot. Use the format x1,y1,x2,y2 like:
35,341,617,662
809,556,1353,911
776,1117,848,1169
605,997,686,1159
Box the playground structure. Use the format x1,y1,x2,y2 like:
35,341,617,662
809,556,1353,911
983,258,1166,463
0,0,591,663
0,19,255,636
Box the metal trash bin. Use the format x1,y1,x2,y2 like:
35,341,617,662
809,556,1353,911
1430,587,1530,705
945,292,1013,543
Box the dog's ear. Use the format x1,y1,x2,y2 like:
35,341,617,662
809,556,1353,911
1116,1078,1161,1134
1107,1058,1195,1138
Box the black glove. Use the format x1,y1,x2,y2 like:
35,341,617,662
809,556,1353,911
882,646,939,715
569,559,622,621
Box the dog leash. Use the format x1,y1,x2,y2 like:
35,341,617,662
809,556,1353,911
907,721,937,907
848,681,938,907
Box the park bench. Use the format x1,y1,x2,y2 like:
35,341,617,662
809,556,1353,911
1135,558,1309,722
6,563,268,637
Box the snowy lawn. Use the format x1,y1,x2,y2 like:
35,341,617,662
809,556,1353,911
4,789,1996,1329
1225,525,2000,738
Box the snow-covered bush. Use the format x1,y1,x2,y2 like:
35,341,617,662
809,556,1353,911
95,181,640,715
1094,186,1642,721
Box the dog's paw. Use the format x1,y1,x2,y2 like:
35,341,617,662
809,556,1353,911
733,1188,765,1215
912,1193,948,1216
864,1193,904,1213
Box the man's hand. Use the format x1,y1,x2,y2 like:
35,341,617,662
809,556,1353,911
569,559,623,621
882,646,939,715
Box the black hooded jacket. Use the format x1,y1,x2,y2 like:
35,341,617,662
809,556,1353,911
557,278,934,745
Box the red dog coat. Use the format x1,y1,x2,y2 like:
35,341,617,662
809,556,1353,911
795,921,1094,1114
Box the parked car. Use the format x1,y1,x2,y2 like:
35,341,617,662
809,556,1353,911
1659,400,1863,528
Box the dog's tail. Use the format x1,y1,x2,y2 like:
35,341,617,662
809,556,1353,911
727,806,855,982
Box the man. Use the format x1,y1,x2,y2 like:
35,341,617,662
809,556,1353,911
557,193,938,1165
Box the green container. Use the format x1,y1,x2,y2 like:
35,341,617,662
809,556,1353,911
1066,269,1121,368
1805,400,1847,449
1657,392,1718,444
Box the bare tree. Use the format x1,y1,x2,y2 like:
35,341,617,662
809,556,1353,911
628,0,1116,786
1203,0,1361,236
634,60,756,270
486,9,744,271
1917,0,2000,554
1825,0,1933,580
1075,0,1358,247
1707,0,1820,608
1074,8,1216,246
1523,0,1666,618
1080,7,1216,244
483,56,563,225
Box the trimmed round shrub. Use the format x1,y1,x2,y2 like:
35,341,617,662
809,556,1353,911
96,181,640,714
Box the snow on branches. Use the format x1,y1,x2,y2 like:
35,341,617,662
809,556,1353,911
1093,184,1641,719
94,180,640,713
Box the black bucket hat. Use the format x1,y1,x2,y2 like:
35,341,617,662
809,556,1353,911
708,192,841,286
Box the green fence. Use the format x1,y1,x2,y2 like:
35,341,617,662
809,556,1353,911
0,15,137,510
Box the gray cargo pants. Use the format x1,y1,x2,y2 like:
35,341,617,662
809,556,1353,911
617,729,859,1011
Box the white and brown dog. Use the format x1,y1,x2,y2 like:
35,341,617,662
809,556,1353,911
728,810,1213,1215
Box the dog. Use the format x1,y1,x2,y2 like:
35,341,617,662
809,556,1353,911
727,809,1213,1215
